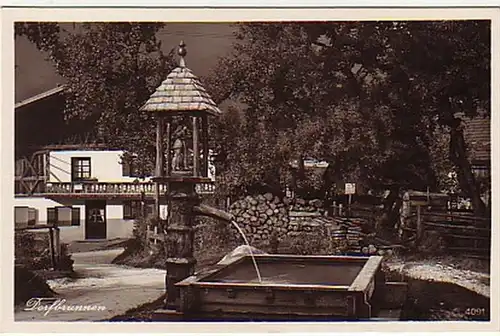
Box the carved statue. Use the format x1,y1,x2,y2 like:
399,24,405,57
172,125,188,171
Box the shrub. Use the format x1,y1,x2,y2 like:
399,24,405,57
15,231,53,270
14,265,55,306
280,231,335,255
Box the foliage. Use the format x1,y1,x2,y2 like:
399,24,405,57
206,23,432,197
15,231,73,271
279,231,335,255
194,216,232,251
17,22,489,215
206,21,490,216
131,214,157,250
15,265,56,306
15,22,176,176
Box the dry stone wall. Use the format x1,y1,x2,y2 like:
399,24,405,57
228,193,327,244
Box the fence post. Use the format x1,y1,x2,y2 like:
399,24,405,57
416,205,423,245
48,227,56,270
154,226,158,245
54,226,61,264
146,224,150,245
326,224,333,252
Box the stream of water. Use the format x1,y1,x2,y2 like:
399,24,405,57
230,220,262,283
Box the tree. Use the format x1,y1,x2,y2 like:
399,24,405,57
206,23,437,200
206,21,490,217
15,22,176,176
378,21,490,216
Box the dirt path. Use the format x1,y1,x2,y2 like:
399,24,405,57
14,249,165,322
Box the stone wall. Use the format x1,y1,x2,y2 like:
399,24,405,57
228,193,328,245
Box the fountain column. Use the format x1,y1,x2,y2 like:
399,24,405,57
163,179,199,309
140,40,222,312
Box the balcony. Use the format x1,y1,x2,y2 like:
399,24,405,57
15,181,215,198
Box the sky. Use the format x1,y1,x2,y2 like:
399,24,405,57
14,23,237,102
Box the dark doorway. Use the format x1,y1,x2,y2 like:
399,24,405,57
85,200,107,240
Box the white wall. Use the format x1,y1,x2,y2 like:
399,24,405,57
48,149,217,183
48,150,147,183
15,197,135,243
14,197,79,222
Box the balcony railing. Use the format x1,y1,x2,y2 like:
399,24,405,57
41,181,215,195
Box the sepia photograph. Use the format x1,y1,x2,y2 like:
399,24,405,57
4,8,497,331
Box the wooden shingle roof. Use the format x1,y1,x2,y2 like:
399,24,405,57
140,42,221,116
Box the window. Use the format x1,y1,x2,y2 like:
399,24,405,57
46,206,80,226
472,166,489,179
47,207,56,224
71,207,81,226
123,200,140,219
123,200,154,219
71,157,91,181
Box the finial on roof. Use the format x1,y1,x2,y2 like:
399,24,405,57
178,40,187,67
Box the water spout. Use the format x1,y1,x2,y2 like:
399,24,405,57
193,204,262,282
193,204,234,222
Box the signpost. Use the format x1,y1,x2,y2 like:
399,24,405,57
345,183,356,217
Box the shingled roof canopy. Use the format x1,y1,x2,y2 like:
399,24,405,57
140,42,221,117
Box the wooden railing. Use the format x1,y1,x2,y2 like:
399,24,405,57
42,181,215,195
402,206,491,256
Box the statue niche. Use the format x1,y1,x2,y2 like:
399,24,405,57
171,125,189,172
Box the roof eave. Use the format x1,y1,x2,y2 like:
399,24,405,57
15,85,66,110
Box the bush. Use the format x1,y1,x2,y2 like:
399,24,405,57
132,215,154,248
419,230,448,256
279,231,335,255
15,231,53,270
295,169,326,200
14,265,56,306
194,216,232,251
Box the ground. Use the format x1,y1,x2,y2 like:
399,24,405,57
14,238,491,322
386,256,490,298
14,247,165,322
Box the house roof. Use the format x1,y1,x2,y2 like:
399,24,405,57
140,42,221,116
15,85,66,110
463,116,490,164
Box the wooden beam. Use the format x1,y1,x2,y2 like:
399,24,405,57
422,221,491,232
155,116,164,219
165,120,171,177
349,256,383,292
202,115,209,177
192,116,200,177
416,205,423,243
156,117,165,177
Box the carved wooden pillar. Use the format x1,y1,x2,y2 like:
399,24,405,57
165,181,200,310
192,116,200,177
165,120,172,177
155,116,164,219
202,115,209,177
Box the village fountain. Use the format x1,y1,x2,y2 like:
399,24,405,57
140,41,407,321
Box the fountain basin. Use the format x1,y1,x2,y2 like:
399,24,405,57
174,254,405,321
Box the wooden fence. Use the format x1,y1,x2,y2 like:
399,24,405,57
403,205,491,257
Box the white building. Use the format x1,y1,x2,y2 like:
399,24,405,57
15,87,214,243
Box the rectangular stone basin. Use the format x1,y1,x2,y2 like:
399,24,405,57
176,255,387,320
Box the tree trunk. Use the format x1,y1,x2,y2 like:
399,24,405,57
449,120,486,217
376,186,400,232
